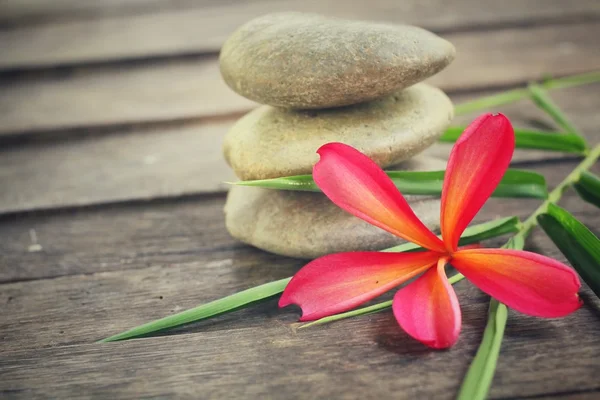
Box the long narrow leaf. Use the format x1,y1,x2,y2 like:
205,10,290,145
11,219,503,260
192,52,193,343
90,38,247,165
542,71,600,90
101,218,520,342
299,273,466,329
456,236,523,400
573,171,600,208
454,71,600,116
441,126,588,154
537,203,600,298
528,84,581,135
100,278,291,342
491,170,547,199
454,89,528,116
457,300,508,400
232,169,548,199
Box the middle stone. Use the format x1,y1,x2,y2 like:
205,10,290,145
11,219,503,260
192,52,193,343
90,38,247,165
223,83,453,181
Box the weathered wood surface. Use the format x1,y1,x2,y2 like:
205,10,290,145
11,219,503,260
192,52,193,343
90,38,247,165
0,166,599,399
1,22,599,135
1,0,599,398
1,0,599,69
1,158,597,281
0,119,238,214
0,85,597,214
0,285,598,400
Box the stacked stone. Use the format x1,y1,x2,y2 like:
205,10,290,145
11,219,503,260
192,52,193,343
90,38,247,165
219,12,455,259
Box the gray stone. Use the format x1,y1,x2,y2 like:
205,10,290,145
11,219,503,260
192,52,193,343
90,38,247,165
219,12,455,109
224,156,446,259
223,83,453,180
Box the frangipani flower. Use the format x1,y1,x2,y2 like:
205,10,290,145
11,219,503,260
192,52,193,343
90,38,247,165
279,113,582,349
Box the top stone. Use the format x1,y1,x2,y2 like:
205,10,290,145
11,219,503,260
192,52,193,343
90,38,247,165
219,12,455,109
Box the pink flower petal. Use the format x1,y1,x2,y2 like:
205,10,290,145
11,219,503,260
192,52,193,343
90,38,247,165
440,114,515,252
279,251,440,321
452,248,582,317
314,143,446,252
392,257,461,349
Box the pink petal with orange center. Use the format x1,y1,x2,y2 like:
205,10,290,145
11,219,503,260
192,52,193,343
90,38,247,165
392,258,461,349
314,143,446,252
279,251,440,321
440,114,515,252
452,248,582,317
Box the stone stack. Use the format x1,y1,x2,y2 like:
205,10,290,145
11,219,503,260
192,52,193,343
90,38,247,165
219,12,455,259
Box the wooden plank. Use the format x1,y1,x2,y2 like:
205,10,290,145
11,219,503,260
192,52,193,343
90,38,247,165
0,195,245,283
1,0,599,68
0,85,598,215
0,57,257,135
1,23,599,135
0,119,236,214
0,284,598,399
0,154,597,282
0,183,599,399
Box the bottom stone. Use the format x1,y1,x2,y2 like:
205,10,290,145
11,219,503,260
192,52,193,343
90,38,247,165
224,156,445,259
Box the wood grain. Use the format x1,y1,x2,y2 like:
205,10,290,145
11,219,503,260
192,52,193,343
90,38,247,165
0,85,598,215
0,156,597,282
1,22,599,135
0,284,598,400
1,0,599,68
0,57,256,135
0,186,599,399
0,195,241,283
2,2,599,399
0,119,236,214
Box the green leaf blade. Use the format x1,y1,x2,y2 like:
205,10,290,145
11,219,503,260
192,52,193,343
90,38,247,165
100,278,291,342
573,171,600,208
231,175,319,191
528,84,581,136
453,71,600,116
542,71,600,91
493,169,548,199
537,203,600,298
233,170,547,199
441,126,588,154
457,236,522,400
457,299,508,400
454,89,528,116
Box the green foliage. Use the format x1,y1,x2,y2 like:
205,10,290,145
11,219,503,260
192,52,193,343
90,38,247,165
100,278,291,342
538,203,600,298
574,171,600,208
233,169,548,199
454,71,600,116
528,84,581,135
457,299,508,400
441,127,587,155
457,237,523,400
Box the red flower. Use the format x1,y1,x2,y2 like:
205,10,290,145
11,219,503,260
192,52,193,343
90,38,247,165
279,113,582,349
